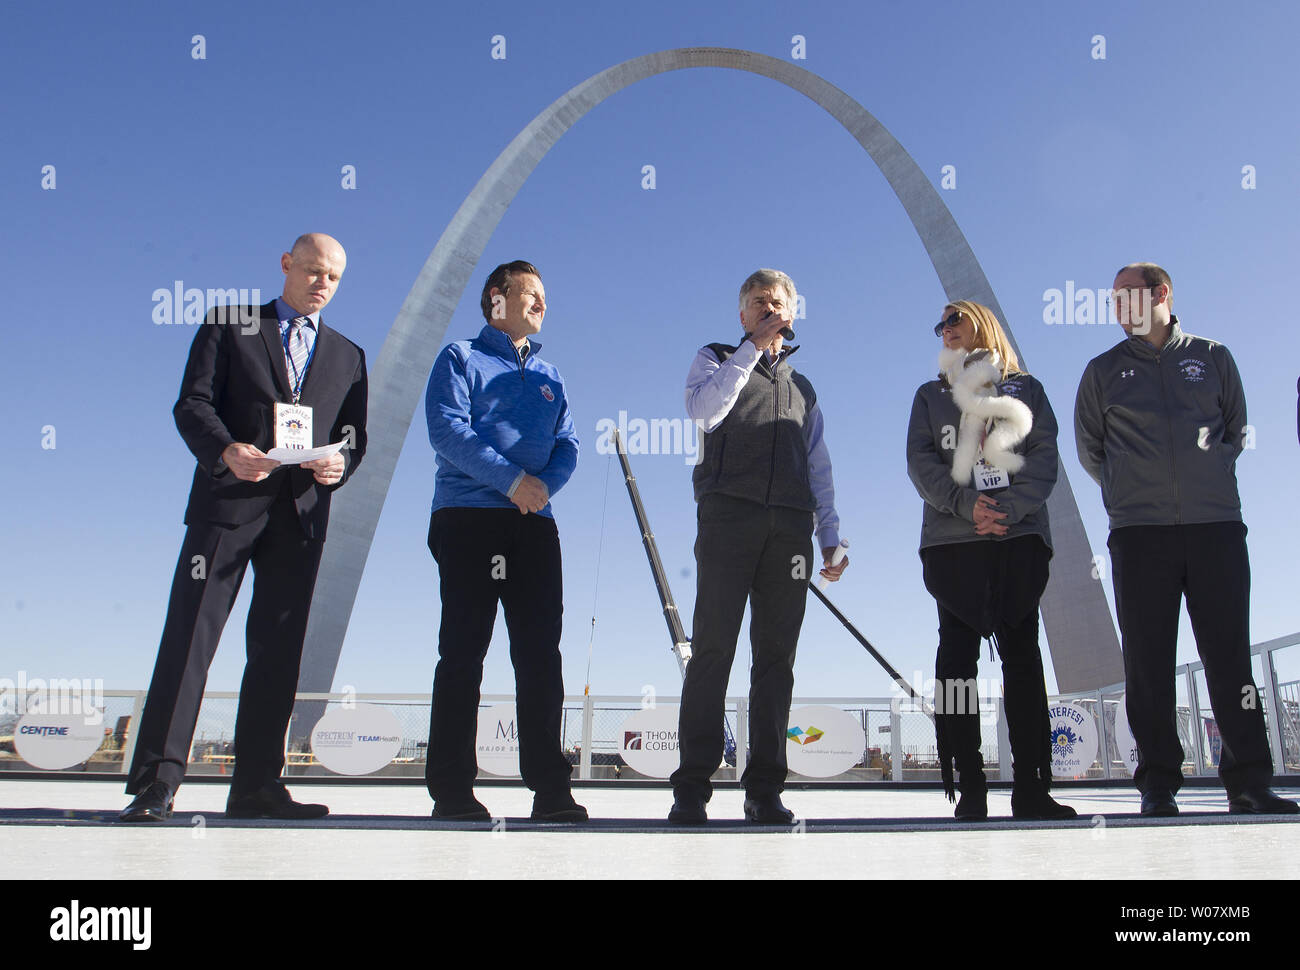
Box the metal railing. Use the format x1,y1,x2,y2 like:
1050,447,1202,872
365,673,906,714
3,630,1295,782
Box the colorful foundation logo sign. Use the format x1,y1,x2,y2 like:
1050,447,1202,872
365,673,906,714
13,714,105,770
785,705,865,778
1048,701,1099,779
476,703,520,776
618,706,682,777
787,725,825,745
309,704,404,775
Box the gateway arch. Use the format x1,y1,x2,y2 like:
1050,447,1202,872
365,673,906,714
297,47,1124,706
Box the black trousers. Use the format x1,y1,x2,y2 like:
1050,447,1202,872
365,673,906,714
671,495,814,801
922,535,1053,796
127,482,323,797
1108,522,1272,797
424,507,572,800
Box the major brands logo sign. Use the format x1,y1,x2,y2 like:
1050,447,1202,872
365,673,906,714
475,703,521,776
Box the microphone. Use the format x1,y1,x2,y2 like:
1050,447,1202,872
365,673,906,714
762,310,795,341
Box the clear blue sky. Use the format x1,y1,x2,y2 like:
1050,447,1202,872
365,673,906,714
3,0,1298,704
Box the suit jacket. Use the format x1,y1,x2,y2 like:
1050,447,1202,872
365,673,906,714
174,301,368,540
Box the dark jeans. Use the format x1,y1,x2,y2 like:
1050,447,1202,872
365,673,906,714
424,507,572,800
128,483,323,797
1108,522,1272,797
671,495,814,802
923,535,1053,794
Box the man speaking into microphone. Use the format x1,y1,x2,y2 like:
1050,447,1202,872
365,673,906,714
669,268,848,825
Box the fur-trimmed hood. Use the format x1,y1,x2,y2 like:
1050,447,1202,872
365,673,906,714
938,347,1033,485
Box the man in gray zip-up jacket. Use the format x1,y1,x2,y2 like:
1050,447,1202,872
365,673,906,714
1074,262,1294,817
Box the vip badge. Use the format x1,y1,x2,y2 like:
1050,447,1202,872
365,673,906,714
273,403,314,450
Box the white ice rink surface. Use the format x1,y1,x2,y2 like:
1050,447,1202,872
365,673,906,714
3,780,1299,880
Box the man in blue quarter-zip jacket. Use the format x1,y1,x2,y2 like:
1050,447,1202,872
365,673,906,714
422,260,586,823
1075,261,1295,818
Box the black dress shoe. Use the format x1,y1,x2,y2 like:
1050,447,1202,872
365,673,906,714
119,782,173,823
667,793,707,825
431,794,491,821
530,790,588,823
225,784,328,819
743,793,795,825
1227,787,1300,815
1140,790,1179,817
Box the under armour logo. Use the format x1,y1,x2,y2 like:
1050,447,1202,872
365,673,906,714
1120,370,1135,379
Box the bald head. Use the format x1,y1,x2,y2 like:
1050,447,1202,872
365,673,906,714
281,233,347,316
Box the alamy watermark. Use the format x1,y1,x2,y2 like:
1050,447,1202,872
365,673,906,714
892,671,1004,726
152,281,261,334
1043,281,1154,333
594,410,702,466
0,671,105,725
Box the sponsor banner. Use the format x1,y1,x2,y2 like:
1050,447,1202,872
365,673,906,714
309,704,404,775
786,705,865,778
617,706,682,778
1114,694,1139,776
476,703,520,776
13,713,105,770
1048,701,1099,779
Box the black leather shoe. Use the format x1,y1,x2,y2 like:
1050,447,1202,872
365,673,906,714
1227,787,1300,815
667,793,707,825
431,794,491,821
530,790,588,823
225,783,328,819
954,787,988,820
119,782,173,823
1140,790,1179,817
743,793,795,825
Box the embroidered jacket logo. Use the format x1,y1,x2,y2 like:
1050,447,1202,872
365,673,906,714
539,383,555,402
1179,359,1206,382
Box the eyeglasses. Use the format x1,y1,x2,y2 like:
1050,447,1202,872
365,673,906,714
1108,285,1154,308
933,311,963,337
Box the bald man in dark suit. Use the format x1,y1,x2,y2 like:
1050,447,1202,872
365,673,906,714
121,233,368,822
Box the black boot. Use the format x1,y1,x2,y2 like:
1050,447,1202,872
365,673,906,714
944,699,987,820
1011,773,1077,820
954,762,988,820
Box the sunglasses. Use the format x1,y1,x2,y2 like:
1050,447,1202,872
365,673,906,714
933,311,963,337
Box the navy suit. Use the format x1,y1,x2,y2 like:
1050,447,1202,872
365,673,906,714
127,301,367,796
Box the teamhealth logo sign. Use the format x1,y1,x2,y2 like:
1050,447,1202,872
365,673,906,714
310,704,404,775
785,705,865,778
